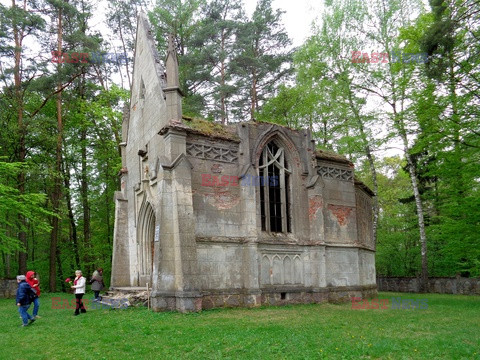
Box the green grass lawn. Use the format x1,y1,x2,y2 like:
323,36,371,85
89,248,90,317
1,292,479,359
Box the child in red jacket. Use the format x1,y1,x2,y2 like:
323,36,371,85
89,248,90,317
26,271,40,319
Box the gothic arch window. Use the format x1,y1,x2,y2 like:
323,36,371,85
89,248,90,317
259,140,292,233
137,201,155,286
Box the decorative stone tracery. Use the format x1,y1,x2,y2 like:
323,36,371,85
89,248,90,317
318,165,354,182
260,253,303,285
186,142,238,163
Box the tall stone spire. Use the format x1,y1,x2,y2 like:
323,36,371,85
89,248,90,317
164,34,183,122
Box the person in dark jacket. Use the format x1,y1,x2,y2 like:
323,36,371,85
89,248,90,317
90,268,104,301
16,275,35,327
26,270,40,319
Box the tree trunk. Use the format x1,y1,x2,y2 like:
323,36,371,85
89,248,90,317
117,14,132,89
5,253,11,278
80,96,91,275
389,71,428,288
322,119,328,147
220,29,227,124
394,116,429,289
63,161,81,269
379,7,429,288
251,68,257,121
12,0,27,274
393,68,428,289
405,148,428,286
220,61,227,124
105,164,112,263
56,247,64,292
366,149,379,246
49,5,63,292
30,227,35,262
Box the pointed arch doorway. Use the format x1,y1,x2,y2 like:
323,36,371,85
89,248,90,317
137,201,155,287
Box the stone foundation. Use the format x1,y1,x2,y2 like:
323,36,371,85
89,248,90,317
151,285,377,311
151,291,203,312
0,279,17,298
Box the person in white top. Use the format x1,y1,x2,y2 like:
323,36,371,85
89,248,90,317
71,270,87,316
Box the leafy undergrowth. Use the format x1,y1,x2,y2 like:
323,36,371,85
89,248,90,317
0,292,478,359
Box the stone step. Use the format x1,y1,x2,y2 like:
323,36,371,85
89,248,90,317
100,287,150,307
109,286,147,293
90,297,130,309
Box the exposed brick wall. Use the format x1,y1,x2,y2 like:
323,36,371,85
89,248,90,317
308,195,323,221
377,276,480,295
327,204,353,226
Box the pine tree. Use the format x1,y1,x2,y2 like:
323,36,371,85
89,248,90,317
0,0,47,274
232,0,292,121
106,0,148,89
189,0,245,123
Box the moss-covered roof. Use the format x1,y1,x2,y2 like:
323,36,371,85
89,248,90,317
315,149,353,165
160,118,355,168
159,116,240,141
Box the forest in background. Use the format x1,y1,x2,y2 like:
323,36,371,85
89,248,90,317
0,0,479,291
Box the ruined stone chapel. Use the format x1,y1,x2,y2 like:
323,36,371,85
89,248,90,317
111,13,377,312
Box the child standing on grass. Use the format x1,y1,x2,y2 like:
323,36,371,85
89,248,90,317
26,270,41,319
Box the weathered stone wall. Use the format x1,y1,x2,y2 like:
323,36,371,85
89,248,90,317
319,161,358,247
258,245,317,287
187,135,245,239
196,243,244,289
111,192,130,287
377,276,480,295
0,279,17,298
358,250,376,285
112,13,378,312
325,248,360,287
355,186,374,250
186,122,377,300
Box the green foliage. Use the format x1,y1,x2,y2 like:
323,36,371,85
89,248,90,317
188,0,245,122
408,0,480,276
259,0,479,279
149,0,292,122
256,85,308,128
60,83,126,278
0,0,127,284
0,161,53,254
374,157,421,276
149,0,206,117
